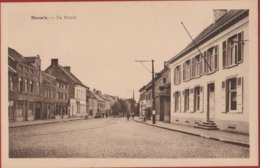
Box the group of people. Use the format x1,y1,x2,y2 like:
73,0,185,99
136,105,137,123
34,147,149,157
126,113,134,121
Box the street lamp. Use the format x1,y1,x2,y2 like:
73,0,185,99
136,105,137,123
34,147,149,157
135,60,156,124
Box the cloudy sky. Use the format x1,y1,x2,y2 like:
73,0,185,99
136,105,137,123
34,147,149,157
3,0,252,100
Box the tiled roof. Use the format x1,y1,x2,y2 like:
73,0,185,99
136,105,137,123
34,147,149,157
168,9,249,63
42,73,56,86
58,65,89,88
93,93,105,102
8,48,27,63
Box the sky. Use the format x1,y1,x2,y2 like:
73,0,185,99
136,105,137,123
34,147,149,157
3,0,251,100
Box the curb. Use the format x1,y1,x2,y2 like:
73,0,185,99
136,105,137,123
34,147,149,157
134,119,249,148
9,118,85,128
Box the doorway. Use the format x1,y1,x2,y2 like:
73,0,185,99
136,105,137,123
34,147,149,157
207,83,215,121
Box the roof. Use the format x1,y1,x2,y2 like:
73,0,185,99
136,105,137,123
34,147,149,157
168,9,249,64
8,66,17,74
8,48,28,63
97,93,110,101
93,93,105,102
24,56,40,63
42,72,56,86
58,65,89,89
8,48,39,68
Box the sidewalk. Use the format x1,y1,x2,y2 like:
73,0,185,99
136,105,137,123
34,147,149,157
9,117,85,128
134,117,249,147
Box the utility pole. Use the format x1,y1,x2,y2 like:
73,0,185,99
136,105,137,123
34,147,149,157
135,60,156,124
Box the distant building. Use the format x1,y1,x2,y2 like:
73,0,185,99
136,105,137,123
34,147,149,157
8,48,41,122
88,90,98,118
154,66,171,123
92,90,106,117
45,59,89,118
139,85,147,117
168,10,249,134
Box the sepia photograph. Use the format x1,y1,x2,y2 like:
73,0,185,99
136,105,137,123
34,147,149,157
1,0,258,167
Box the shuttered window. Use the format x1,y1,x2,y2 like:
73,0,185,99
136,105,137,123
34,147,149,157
222,77,243,113
222,32,244,68
174,91,181,112
184,89,189,112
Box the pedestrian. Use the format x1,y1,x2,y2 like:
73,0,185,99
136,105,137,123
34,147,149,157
127,113,130,121
132,113,134,119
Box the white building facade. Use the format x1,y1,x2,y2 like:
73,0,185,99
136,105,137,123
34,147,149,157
169,10,249,134
70,85,87,117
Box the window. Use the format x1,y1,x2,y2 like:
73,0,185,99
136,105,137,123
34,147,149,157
194,87,200,111
174,66,181,85
184,89,189,112
192,55,203,77
163,77,166,83
183,60,190,81
19,77,23,92
18,65,23,71
30,81,33,93
221,77,243,113
10,76,14,91
24,79,28,93
36,82,40,94
223,32,243,68
24,67,28,73
173,91,180,112
205,45,218,73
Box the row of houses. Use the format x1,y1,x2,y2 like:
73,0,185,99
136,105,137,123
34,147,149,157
8,47,118,122
139,9,249,134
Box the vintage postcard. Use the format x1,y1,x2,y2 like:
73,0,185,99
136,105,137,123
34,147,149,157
1,0,258,167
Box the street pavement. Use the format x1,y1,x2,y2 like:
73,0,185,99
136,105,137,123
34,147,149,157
9,117,249,158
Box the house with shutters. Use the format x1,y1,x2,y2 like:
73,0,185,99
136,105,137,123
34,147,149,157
168,9,249,134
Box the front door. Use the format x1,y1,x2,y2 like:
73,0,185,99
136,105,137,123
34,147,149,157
207,83,215,121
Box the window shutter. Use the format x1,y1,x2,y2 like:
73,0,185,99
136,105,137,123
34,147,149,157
172,93,175,112
221,81,226,112
214,45,219,70
200,86,204,112
222,41,227,68
183,63,186,81
189,88,194,112
237,32,243,63
201,55,204,75
192,58,195,78
204,51,208,74
237,77,243,112
178,93,181,113
179,66,182,83
181,91,184,112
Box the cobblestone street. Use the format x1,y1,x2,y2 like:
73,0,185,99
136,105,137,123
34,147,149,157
9,118,249,158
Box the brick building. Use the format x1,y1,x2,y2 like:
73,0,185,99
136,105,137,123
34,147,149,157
8,48,41,121
45,59,88,118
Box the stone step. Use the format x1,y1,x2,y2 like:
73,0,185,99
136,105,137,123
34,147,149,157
201,122,217,126
194,125,219,130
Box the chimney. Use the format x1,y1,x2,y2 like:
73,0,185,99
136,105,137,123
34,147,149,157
64,66,71,72
213,9,227,22
51,59,58,66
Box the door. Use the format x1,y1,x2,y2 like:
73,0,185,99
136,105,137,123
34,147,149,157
207,83,215,121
